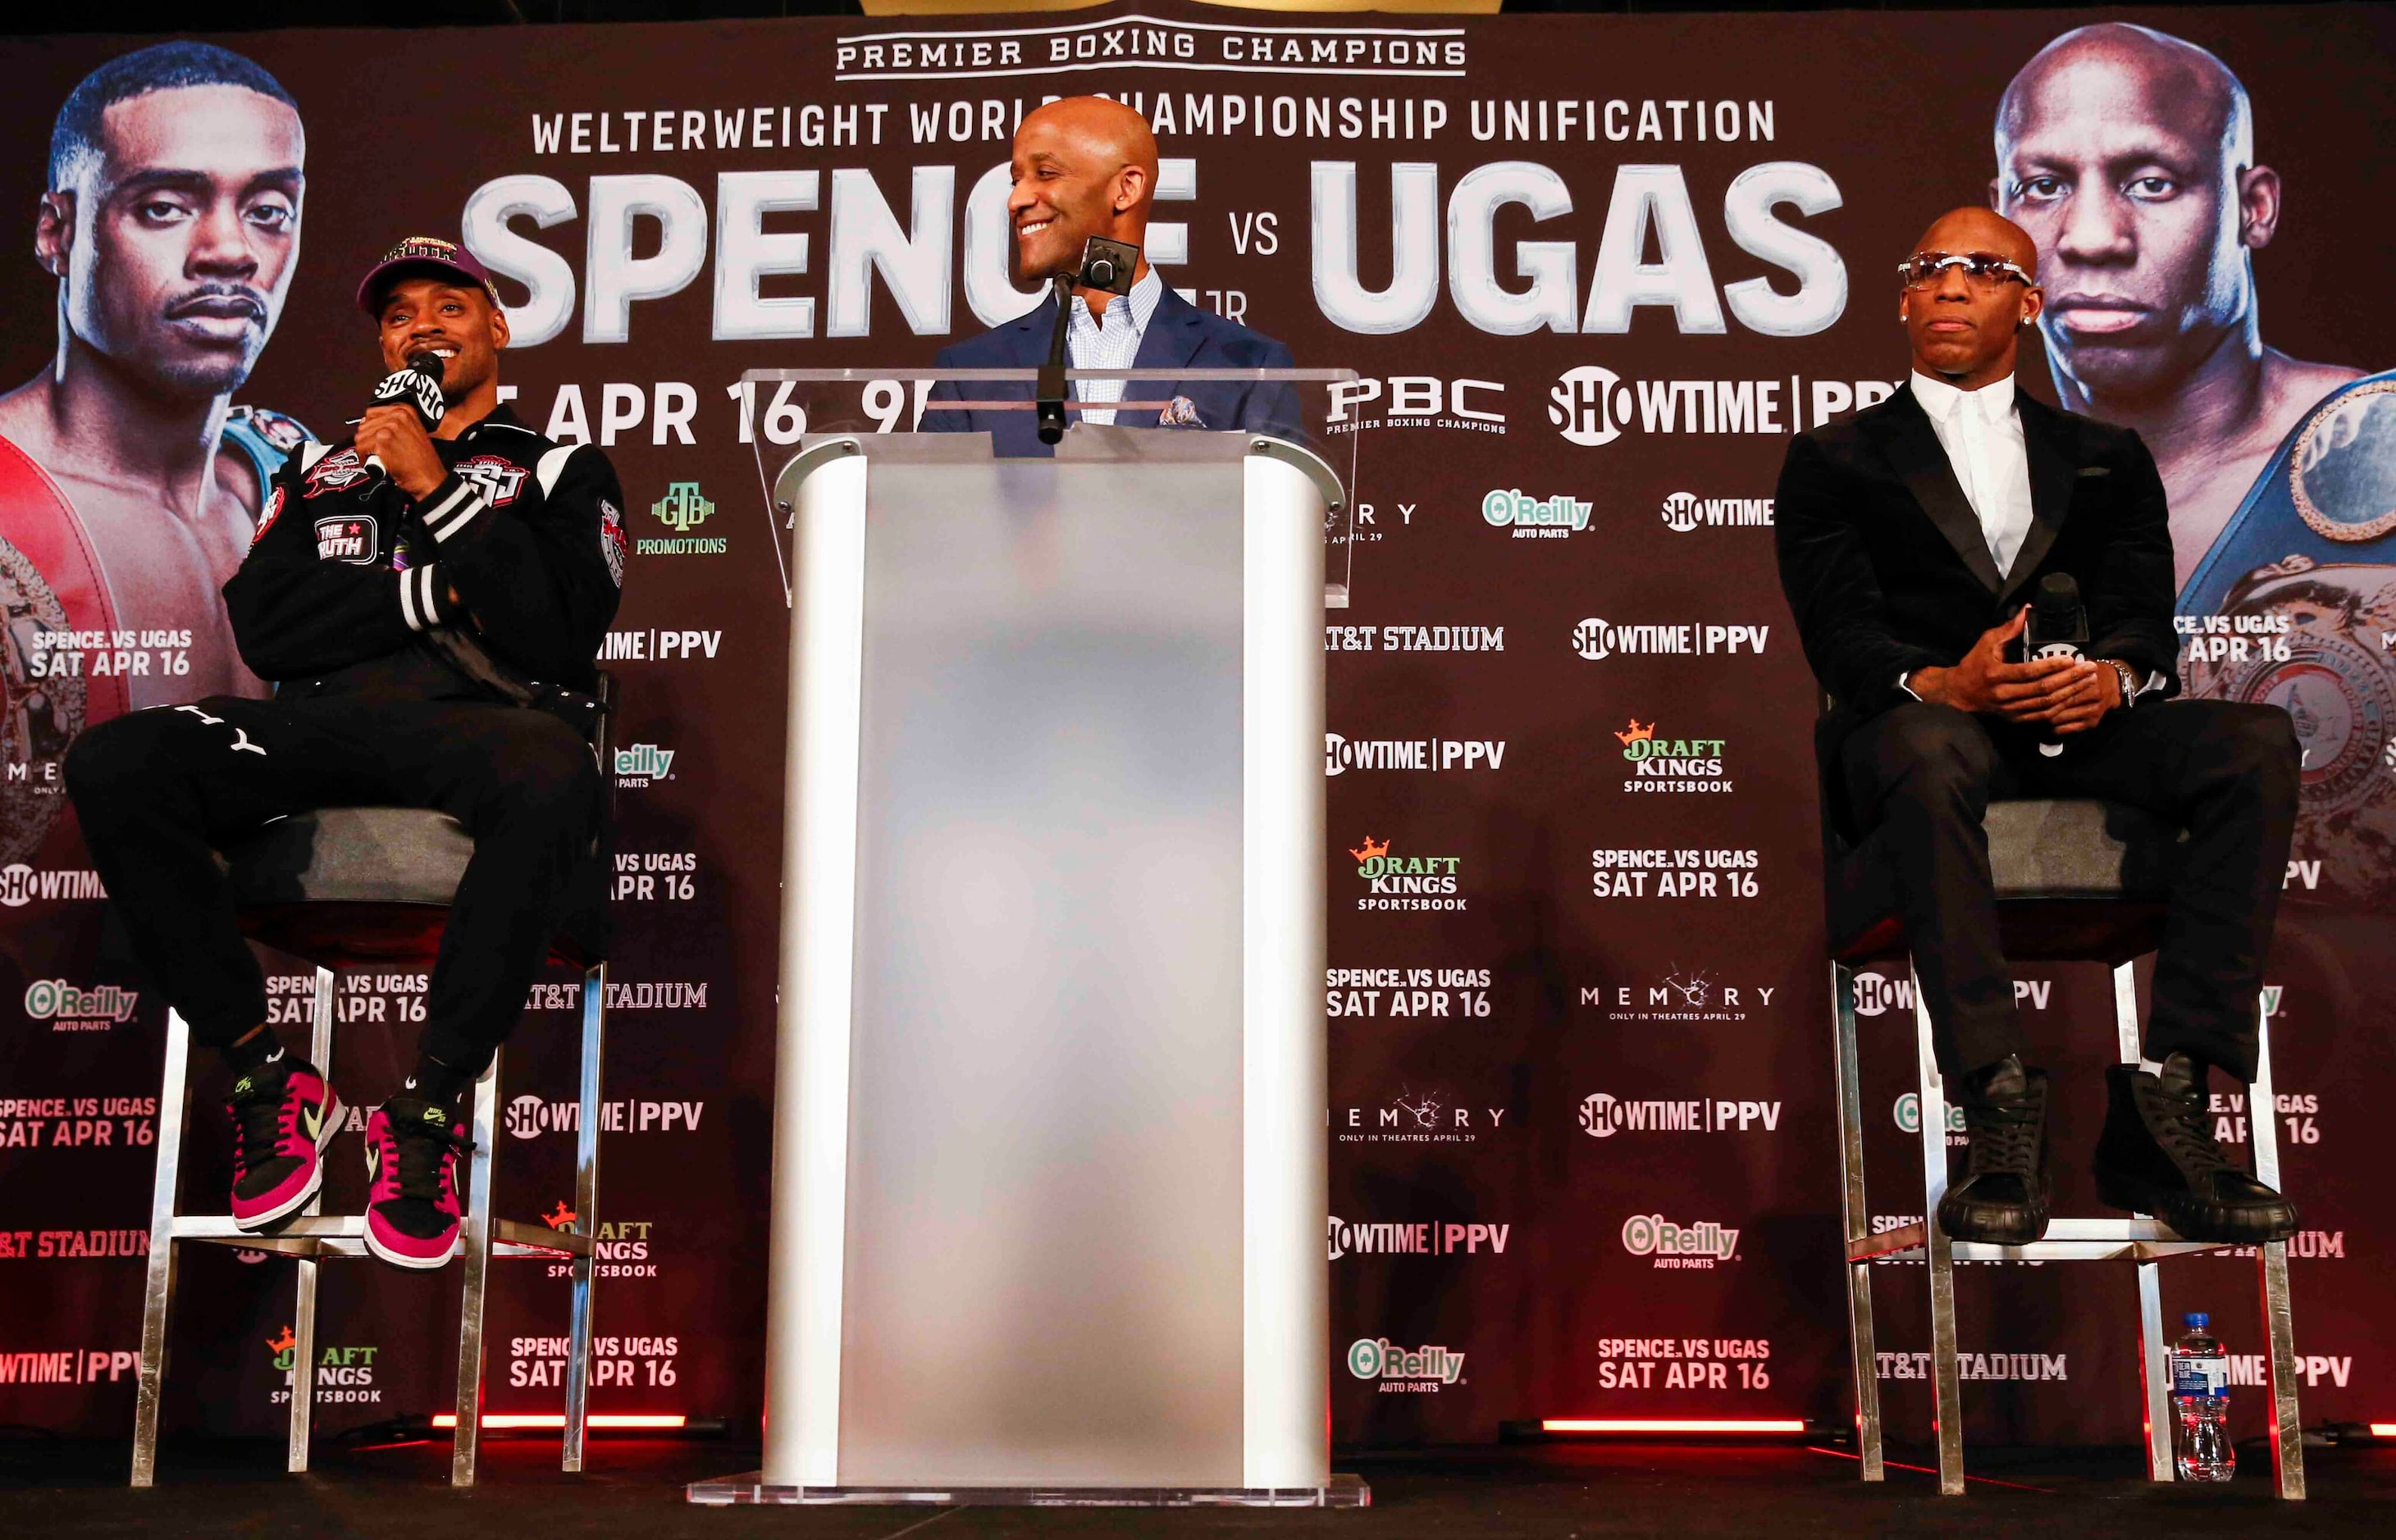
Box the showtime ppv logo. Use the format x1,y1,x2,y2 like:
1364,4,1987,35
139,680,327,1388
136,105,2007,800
1572,618,1768,660
1324,734,1506,775
1621,1213,1740,1266
504,1096,705,1139
1328,1215,1511,1260
1579,1094,1782,1137
1550,367,1899,447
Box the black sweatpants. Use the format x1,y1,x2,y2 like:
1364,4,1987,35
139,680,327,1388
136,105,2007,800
65,694,601,1077
1839,699,2299,1082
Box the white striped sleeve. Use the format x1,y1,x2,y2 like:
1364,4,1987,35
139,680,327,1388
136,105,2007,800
417,474,490,544
398,563,446,632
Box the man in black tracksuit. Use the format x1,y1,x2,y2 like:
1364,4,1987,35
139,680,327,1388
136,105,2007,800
66,237,626,1269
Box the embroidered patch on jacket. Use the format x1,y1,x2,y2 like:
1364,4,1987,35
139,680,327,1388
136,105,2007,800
599,499,628,587
253,486,285,545
314,514,378,566
455,453,528,507
304,447,370,496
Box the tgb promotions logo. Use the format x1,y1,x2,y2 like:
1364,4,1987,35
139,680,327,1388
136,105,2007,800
1614,718,1731,794
1348,1337,1466,1392
1349,835,1465,912
1622,1213,1741,1269
641,482,725,556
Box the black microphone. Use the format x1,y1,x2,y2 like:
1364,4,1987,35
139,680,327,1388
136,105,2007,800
1034,237,1144,445
370,350,448,430
2020,572,2088,757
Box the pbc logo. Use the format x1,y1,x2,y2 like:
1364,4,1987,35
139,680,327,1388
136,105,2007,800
304,447,370,495
315,516,378,566
454,454,527,507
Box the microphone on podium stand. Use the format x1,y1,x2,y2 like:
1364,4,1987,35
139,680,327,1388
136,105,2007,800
1036,237,1141,445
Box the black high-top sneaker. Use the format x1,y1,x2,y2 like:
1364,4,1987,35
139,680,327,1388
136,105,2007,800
1934,1055,2052,1246
2093,1053,2298,1242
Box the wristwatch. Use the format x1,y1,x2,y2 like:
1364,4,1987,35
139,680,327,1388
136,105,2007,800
2106,659,2140,706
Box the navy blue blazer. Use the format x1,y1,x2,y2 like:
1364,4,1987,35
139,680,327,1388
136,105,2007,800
920,284,1303,458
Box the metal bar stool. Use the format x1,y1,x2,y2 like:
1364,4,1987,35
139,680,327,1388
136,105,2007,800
130,683,615,1488
1823,768,2304,1498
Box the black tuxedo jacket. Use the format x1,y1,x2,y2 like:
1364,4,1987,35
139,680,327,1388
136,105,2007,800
1773,381,2178,756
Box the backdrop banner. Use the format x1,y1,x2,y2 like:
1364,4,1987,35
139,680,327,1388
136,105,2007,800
3,2,2389,1450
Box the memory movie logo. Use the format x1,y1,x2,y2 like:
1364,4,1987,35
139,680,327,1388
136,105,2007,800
834,15,1467,82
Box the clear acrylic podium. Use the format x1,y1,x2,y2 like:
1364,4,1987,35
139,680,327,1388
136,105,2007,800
690,369,1366,1508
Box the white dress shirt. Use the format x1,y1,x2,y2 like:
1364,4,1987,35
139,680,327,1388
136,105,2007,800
1896,370,2161,705
1910,369,2034,577
1066,268,1163,426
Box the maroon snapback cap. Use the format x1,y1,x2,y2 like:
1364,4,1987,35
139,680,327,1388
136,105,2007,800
357,236,501,315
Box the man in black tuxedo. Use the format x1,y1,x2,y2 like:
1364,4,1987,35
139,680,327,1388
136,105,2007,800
1774,207,2300,1246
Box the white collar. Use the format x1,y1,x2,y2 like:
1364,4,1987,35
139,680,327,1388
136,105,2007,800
1073,267,1162,333
1910,369,2015,424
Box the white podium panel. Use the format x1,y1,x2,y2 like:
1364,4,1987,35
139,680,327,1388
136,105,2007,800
701,428,1349,1507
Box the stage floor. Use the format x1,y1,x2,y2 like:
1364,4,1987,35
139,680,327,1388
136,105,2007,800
5,1436,2394,1536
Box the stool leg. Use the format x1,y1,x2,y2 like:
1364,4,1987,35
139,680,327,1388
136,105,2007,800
450,1052,502,1488
2247,999,2305,1500
1830,963,1883,1480
1910,958,1965,1496
563,962,607,1474
2113,963,2174,1482
286,965,337,1474
131,1010,194,1488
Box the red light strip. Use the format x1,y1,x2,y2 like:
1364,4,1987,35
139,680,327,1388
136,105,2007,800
429,1413,687,1430
2370,1423,2396,1437
1540,1419,1807,1434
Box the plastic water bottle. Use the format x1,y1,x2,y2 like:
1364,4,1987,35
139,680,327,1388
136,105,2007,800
2170,1312,2234,1482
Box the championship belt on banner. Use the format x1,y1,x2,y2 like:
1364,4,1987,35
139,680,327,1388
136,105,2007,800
2180,373,2396,908
0,432,125,870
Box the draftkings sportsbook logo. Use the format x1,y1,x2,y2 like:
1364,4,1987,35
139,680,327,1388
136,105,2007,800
1348,1337,1466,1392
1349,835,1464,911
641,482,726,556
1614,718,1731,793
267,1324,381,1406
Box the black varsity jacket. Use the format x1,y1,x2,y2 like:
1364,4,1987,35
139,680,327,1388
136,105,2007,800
224,406,626,700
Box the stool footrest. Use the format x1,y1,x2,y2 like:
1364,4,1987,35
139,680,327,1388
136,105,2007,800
171,1214,590,1259
1849,1216,2234,1264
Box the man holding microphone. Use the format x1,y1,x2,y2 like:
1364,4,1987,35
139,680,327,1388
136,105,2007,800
66,237,625,1269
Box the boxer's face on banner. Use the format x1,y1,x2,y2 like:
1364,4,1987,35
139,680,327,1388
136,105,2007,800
1997,52,2257,401
40,84,304,399
377,278,509,402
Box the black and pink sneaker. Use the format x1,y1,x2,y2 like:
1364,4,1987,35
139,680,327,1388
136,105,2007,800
362,1096,471,1269
226,1054,342,1232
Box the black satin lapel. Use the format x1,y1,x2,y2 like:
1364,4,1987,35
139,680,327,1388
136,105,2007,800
1884,393,2004,594
2000,397,2077,602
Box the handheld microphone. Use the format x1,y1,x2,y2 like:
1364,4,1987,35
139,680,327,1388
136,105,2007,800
2020,572,2088,758
370,351,448,430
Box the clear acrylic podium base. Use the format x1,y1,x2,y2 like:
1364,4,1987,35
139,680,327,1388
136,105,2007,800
686,1472,1370,1507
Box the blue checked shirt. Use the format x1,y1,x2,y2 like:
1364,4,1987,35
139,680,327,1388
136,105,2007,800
1066,268,1162,426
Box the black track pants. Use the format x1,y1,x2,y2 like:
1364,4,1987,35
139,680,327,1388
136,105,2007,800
66,695,600,1076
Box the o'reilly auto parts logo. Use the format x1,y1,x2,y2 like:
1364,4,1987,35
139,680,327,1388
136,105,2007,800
1481,487,1590,539
1553,367,1901,447
23,979,138,1031
1622,1213,1741,1268
1348,1337,1465,1391
1579,1093,1782,1137
614,743,674,786
1661,491,1774,532
1573,619,1769,660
